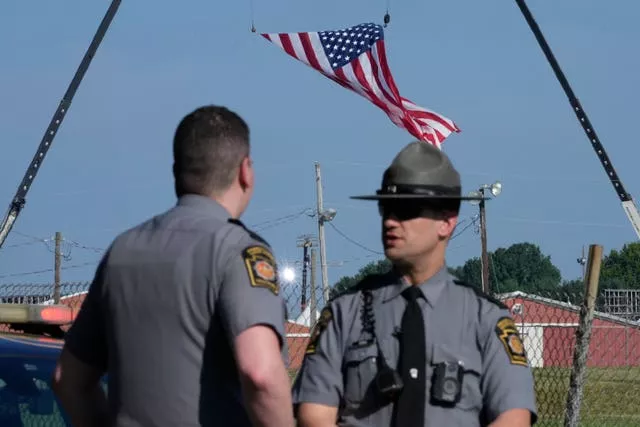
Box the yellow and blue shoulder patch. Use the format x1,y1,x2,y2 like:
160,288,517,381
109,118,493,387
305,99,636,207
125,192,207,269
305,306,333,355
495,316,528,367
243,245,279,295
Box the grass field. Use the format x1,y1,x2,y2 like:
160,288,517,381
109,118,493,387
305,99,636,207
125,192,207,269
289,366,640,426
533,366,640,426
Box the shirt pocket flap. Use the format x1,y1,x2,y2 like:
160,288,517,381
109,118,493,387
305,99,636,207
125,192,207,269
430,343,481,375
344,344,378,365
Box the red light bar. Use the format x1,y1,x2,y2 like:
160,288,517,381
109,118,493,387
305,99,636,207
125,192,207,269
0,303,74,325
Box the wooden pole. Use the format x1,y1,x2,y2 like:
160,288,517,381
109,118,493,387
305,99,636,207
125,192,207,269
564,244,603,427
54,232,62,303
309,248,318,328
479,189,490,293
315,162,330,304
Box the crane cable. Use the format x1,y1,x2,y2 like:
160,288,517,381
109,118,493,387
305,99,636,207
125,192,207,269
384,0,391,27
248,0,391,32
249,0,256,32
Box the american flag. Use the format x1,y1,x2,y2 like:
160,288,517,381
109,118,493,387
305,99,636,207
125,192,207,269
261,22,460,148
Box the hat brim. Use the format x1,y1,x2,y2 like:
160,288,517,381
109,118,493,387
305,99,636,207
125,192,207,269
350,194,489,201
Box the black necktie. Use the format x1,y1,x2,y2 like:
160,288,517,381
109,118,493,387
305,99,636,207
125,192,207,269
393,286,426,427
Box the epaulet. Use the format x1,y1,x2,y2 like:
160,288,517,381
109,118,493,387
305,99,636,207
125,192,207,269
329,273,389,303
228,218,270,247
453,279,508,310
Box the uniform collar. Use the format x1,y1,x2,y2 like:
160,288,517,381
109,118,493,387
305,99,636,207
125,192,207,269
177,194,231,220
383,264,450,308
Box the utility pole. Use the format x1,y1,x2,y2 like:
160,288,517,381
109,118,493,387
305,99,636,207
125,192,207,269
296,235,316,314
54,232,62,303
479,189,491,294
309,248,318,327
577,245,587,281
315,162,330,305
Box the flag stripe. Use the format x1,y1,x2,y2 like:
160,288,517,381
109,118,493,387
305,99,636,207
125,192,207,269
305,33,338,78
367,49,402,107
261,23,460,147
298,33,324,73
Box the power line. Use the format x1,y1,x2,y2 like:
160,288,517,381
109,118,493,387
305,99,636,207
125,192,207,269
497,216,628,229
4,208,312,258
332,253,381,265
7,231,68,258
326,222,384,255
66,239,105,254
327,214,478,258
451,215,480,240
3,240,45,249
251,208,312,232
0,261,98,280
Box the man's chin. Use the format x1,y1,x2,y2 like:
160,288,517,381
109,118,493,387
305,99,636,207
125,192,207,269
383,248,402,262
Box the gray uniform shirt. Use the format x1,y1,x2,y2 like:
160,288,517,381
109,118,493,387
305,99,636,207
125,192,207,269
65,194,288,427
293,266,538,426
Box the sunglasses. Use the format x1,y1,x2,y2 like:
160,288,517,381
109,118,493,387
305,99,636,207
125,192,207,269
377,201,435,221
378,199,459,221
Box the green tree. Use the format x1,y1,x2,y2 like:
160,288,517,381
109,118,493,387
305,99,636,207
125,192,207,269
330,259,392,298
450,242,562,294
600,242,640,289
560,278,585,304
560,242,640,304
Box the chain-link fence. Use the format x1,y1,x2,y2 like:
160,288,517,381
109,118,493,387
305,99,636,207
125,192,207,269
497,289,640,427
0,282,89,334
2,282,640,425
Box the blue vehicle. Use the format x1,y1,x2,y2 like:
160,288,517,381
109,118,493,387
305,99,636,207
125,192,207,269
0,303,86,426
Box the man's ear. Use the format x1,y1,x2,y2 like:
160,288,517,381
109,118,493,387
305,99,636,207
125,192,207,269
438,214,458,239
238,157,254,191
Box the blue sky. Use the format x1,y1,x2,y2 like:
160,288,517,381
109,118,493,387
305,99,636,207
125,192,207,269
1,1,639,303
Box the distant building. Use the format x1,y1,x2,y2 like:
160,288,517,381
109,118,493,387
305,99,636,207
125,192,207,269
290,304,320,328
498,291,640,368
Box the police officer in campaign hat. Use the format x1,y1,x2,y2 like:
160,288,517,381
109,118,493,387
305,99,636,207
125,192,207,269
51,105,295,427
292,141,538,427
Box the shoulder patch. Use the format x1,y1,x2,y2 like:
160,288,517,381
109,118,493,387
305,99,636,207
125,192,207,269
495,316,528,367
453,279,508,309
242,245,279,295
228,218,270,246
305,306,333,355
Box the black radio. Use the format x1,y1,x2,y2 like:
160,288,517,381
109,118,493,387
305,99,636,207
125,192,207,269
360,290,405,401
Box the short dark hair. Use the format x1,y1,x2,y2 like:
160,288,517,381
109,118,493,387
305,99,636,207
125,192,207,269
172,105,250,197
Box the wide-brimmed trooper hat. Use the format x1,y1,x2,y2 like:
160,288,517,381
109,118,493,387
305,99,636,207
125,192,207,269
350,141,487,201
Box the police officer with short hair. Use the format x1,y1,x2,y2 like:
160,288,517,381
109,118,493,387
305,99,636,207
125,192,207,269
51,105,295,427
293,141,538,427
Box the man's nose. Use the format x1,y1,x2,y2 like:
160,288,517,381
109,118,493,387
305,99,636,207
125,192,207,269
383,215,400,228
